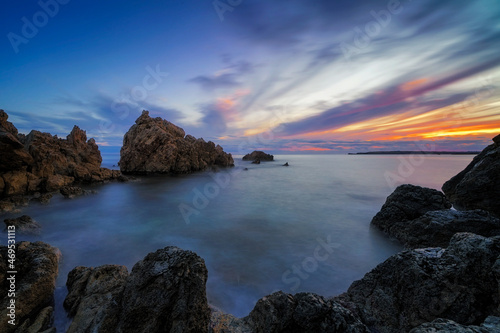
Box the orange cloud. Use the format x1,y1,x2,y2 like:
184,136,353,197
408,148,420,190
401,78,428,91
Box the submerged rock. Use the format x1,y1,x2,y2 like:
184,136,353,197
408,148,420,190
442,135,500,217
0,241,60,333
65,246,211,333
371,184,451,234
242,151,274,162
119,111,234,174
3,215,41,234
339,233,500,333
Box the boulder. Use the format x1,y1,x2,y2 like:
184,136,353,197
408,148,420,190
119,110,234,174
339,233,500,333
371,184,451,234
244,291,369,333
2,171,29,196
410,317,500,333
64,265,129,333
242,151,274,162
59,186,95,199
379,209,500,248
442,135,500,217
4,215,41,234
0,241,60,333
65,246,211,333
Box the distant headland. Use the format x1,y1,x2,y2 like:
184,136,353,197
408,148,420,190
348,151,480,155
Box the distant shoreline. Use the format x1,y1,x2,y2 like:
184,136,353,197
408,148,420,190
348,151,480,155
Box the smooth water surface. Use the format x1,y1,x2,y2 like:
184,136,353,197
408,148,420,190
0,154,473,330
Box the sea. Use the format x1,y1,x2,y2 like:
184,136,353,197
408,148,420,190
0,153,474,331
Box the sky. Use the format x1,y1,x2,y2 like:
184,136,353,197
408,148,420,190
1,0,499,154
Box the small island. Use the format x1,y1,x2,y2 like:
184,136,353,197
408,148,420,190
242,151,274,162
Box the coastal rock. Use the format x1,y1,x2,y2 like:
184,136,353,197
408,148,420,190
16,306,56,333
31,192,53,205
64,265,129,333
59,186,96,199
120,110,234,174
242,151,274,162
0,110,34,173
410,317,500,332
4,215,41,234
371,184,451,234
209,306,253,333
381,209,500,248
65,246,210,333
244,291,369,333
0,241,60,333
339,233,500,333
442,135,500,217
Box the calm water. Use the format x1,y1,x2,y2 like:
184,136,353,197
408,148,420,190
0,154,473,330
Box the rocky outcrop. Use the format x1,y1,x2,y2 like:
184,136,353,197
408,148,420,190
0,241,60,333
339,233,500,333
376,209,500,248
4,215,41,234
371,184,451,234
119,111,234,174
0,110,122,209
442,135,500,217
65,246,211,333
245,292,369,333
410,317,500,332
242,151,274,162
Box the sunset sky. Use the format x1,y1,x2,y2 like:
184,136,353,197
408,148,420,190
1,0,499,153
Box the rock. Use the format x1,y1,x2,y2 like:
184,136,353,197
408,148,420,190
64,265,129,333
380,209,500,248
209,306,252,333
15,306,55,333
252,159,261,164
283,162,289,166
339,233,500,333
2,171,29,196
442,135,500,217
44,174,74,192
242,151,274,162
245,291,369,333
371,184,451,235
120,110,234,174
0,241,60,333
65,246,211,333
4,215,41,234
31,192,53,205
59,186,93,199
410,317,500,333
0,110,34,173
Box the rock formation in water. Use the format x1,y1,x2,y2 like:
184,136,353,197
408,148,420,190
338,233,500,333
119,111,234,174
371,184,452,235
0,109,121,210
242,151,274,162
3,215,41,234
65,246,211,333
442,134,500,217
0,241,60,333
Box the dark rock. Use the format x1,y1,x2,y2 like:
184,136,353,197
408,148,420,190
65,246,210,333
381,209,500,248
31,192,53,205
209,306,253,333
283,162,289,166
15,306,55,333
244,291,369,333
60,186,86,198
339,233,500,333
252,159,261,164
4,215,41,234
0,110,34,173
371,184,451,234
242,151,274,162
410,317,500,332
442,135,500,217
0,241,60,333
119,110,234,174
64,265,129,333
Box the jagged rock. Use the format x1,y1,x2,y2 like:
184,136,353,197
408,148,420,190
443,135,500,217
64,265,129,333
65,246,211,333
119,110,234,174
2,171,29,196
0,241,60,333
31,192,53,205
244,291,369,333
242,151,274,162
0,110,34,173
339,233,500,333
371,184,451,234
44,174,74,192
59,186,94,199
410,317,500,332
209,306,252,333
4,215,41,234
380,209,500,248
15,306,55,333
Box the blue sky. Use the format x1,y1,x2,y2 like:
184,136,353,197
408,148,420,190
1,0,499,154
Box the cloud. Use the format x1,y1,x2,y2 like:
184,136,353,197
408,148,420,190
188,59,256,91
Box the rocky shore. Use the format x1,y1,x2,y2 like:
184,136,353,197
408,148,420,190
1,113,499,332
